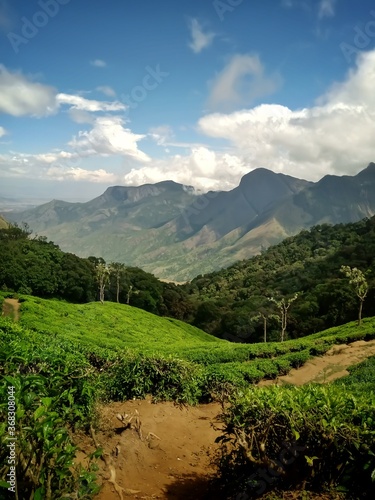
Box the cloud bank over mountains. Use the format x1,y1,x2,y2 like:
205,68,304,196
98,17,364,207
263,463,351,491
1,49,375,193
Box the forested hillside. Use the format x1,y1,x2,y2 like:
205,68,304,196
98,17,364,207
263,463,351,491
1,217,375,343
0,224,193,319
184,217,375,341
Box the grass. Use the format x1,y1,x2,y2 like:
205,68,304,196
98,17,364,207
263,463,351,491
18,295,224,352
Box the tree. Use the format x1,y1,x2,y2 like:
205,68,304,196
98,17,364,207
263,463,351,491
340,266,368,325
109,262,126,303
269,293,299,342
126,284,133,305
96,263,110,304
251,311,279,342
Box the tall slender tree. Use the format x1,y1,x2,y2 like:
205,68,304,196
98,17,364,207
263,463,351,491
269,293,299,342
340,266,368,325
109,262,126,303
96,263,110,304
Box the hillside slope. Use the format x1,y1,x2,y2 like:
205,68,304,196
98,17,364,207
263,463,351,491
19,295,225,352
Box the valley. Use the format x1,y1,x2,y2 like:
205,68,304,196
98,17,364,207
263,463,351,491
6,163,375,281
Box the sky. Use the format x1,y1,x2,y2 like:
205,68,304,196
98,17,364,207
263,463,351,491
0,0,375,201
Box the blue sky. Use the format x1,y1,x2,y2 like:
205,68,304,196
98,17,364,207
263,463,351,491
0,0,375,201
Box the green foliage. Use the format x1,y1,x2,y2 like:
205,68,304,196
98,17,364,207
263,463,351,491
184,217,375,341
2,292,375,498
0,319,100,499
104,353,203,404
216,383,375,498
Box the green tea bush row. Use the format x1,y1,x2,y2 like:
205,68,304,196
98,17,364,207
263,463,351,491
215,384,375,498
0,320,100,499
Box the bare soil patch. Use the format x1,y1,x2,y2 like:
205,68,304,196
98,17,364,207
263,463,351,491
1,298,20,321
75,398,223,499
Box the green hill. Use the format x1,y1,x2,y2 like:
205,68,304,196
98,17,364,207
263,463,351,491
18,295,225,352
16,293,375,369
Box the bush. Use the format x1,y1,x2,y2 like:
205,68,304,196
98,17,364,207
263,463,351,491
215,384,375,498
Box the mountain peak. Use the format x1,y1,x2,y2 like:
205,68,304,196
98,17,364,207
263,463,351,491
356,162,375,178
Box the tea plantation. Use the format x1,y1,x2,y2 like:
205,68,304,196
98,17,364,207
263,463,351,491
1,292,375,498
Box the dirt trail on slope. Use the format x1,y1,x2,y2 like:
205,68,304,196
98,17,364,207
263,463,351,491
76,339,375,499
259,339,375,387
76,398,223,499
1,298,20,321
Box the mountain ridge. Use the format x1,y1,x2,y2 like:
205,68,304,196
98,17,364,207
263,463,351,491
6,164,375,281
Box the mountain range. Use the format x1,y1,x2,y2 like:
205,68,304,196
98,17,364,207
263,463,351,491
6,163,375,281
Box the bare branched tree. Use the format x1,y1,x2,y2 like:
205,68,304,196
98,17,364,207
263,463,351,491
269,293,299,342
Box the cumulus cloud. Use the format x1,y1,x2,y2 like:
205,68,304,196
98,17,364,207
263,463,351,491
69,116,151,163
90,59,107,68
0,126,7,137
318,0,336,18
0,66,57,117
57,93,125,112
123,147,249,191
188,18,215,53
199,49,375,181
208,54,282,111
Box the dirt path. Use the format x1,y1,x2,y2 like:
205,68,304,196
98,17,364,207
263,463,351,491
75,398,223,499
1,298,20,321
259,339,375,387
77,339,375,499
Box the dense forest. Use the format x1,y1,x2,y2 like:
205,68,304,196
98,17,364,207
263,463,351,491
1,217,375,343
183,216,375,341
0,223,193,319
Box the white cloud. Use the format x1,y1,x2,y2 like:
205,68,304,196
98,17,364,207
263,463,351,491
57,93,125,112
188,18,215,54
96,85,116,97
123,147,249,191
208,54,282,111
69,116,151,163
0,126,7,137
318,0,336,18
199,49,375,181
0,66,57,117
45,165,117,183
90,59,107,68
0,149,118,185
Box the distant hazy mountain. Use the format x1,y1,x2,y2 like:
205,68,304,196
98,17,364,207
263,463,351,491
7,164,375,281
